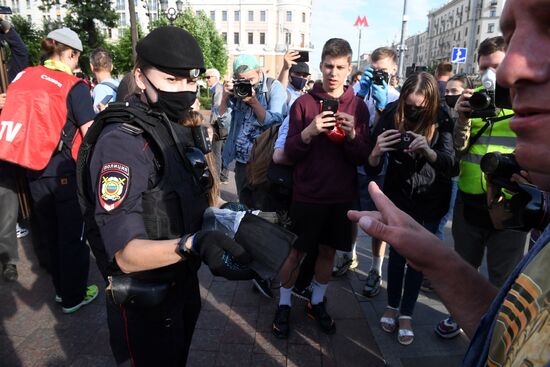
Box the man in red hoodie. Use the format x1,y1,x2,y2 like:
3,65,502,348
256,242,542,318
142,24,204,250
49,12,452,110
272,38,371,339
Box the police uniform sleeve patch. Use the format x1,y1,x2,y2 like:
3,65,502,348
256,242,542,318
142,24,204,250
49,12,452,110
98,162,130,212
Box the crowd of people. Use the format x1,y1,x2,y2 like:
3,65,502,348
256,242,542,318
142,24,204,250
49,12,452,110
0,0,548,365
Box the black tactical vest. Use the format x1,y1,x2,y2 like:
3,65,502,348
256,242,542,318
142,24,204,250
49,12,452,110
76,102,208,279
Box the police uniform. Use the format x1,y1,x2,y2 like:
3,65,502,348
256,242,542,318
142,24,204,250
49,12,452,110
78,27,254,366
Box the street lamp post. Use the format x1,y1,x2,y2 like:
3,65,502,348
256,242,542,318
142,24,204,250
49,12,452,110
397,0,408,80
160,0,184,25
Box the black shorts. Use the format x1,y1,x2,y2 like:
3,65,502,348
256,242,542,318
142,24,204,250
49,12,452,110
290,201,353,253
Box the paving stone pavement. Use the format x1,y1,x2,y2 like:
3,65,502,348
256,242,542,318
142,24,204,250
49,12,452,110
0,173,472,366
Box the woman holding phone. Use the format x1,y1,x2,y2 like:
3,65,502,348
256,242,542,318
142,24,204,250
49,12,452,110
366,71,455,345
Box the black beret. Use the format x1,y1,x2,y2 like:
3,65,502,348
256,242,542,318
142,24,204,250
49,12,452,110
136,26,205,77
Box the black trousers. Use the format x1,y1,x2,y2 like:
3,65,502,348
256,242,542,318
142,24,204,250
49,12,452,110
106,273,202,367
28,174,89,307
0,163,18,265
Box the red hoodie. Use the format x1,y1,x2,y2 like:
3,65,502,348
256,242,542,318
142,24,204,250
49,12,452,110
284,83,371,203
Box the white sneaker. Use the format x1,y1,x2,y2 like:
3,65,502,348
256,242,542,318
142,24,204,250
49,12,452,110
16,223,29,239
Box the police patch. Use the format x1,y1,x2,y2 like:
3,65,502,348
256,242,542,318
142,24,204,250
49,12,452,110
98,162,130,212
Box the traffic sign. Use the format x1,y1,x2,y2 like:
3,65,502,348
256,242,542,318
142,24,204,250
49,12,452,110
451,47,467,63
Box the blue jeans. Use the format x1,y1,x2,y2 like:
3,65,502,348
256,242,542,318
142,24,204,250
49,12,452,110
435,177,459,240
387,220,439,316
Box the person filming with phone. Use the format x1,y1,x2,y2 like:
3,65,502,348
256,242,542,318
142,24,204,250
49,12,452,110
367,71,455,345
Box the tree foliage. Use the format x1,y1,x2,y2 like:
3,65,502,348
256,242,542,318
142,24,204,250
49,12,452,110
153,8,228,76
106,26,144,77
9,15,42,66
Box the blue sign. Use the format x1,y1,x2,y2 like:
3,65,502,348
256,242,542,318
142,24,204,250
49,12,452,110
451,47,467,63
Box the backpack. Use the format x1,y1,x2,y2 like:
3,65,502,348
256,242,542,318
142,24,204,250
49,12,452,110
246,123,281,186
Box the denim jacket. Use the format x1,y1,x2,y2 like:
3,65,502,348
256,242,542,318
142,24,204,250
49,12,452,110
217,74,286,166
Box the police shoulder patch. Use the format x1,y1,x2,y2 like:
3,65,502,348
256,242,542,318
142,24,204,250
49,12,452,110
98,162,130,212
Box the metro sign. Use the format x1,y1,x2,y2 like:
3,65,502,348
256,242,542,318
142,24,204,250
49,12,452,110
354,16,369,27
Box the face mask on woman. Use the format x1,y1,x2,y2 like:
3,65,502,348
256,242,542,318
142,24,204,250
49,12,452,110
404,104,424,123
143,74,197,122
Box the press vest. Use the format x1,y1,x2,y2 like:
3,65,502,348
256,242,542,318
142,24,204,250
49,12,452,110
77,104,208,278
458,87,516,195
0,66,82,170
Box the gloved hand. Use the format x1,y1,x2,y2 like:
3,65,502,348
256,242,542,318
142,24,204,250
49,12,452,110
357,67,374,98
192,230,255,280
371,80,388,111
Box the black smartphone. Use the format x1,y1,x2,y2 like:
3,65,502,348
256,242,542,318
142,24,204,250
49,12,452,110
100,95,113,105
320,98,339,116
296,50,309,63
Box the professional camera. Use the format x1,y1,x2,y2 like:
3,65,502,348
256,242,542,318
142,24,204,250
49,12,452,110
233,79,253,98
481,152,549,231
469,89,497,118
372,69,390,86
480,152,521,180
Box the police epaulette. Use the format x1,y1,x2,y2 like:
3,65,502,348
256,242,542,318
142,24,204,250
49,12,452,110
119,123,144,136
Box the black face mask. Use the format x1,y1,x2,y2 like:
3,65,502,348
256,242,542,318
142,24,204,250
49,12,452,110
143,74,197,123
445,95,460,109
289,76,307,91
404,104,424,123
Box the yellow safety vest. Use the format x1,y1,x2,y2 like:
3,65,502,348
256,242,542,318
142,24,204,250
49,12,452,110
458,88,516,195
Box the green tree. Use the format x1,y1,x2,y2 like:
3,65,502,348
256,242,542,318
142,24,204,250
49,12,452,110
154,8,228,76
40,0,118,73
9,15,42,66
107,26,145,76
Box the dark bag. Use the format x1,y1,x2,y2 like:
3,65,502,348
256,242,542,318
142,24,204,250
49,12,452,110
246,123,281,186
107,274,172,307
267,160,293,189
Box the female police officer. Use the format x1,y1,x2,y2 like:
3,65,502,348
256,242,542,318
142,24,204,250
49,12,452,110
77,27,254,366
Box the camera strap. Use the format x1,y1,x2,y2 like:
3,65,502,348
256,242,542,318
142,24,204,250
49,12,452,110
459,113,514,158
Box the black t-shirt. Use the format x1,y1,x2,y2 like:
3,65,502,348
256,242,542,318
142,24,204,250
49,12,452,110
29,82,95,179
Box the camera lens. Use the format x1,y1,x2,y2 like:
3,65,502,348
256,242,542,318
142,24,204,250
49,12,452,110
469,91,492,110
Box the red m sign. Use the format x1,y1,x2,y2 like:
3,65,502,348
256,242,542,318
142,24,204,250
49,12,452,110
354,16,369,27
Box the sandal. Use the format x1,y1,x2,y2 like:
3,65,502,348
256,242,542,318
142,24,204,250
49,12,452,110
380,306,399,333
397,316,414,345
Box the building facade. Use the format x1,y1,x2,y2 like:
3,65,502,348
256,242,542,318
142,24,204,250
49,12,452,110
401,0,505,74
1,0,313,79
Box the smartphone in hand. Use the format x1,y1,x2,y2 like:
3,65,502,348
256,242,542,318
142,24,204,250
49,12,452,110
296,50,309,63
100,94,113,105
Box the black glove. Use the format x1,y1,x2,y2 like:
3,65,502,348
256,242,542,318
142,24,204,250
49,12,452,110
192,230,255,281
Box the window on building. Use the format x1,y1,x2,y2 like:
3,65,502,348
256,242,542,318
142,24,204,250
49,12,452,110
26,14,31,22
259,56,265,67
195,10,200,17
26,0,30,9
119,13,126,27
286,11,292,22
301,33,305,47
285,32,291,46
465,27,468,36
234,32,239,44
222,10,227,21
259,32,265,45
234,10,240,21
248,32,253,44
116,0,125,10
210,11,215,20
222,32,227,43
302,12,306,22
490,9,497,17
248,10,253,21
488,23,495,33
260,10,266,21
477,24,480,34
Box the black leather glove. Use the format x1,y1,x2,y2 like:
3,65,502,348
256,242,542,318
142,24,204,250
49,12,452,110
192,230,255,281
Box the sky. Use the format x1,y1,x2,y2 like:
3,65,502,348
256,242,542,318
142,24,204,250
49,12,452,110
309,0,450,76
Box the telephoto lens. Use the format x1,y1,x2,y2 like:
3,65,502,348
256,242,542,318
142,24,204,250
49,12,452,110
480,152,521,178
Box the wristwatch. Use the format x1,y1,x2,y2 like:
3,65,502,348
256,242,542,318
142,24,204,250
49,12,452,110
176,234,197,259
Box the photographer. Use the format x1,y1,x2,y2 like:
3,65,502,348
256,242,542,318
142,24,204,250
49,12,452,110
367,72,454,345
217,54,286,205
434,37,528,339
205,68,229,184
349,0,549,363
